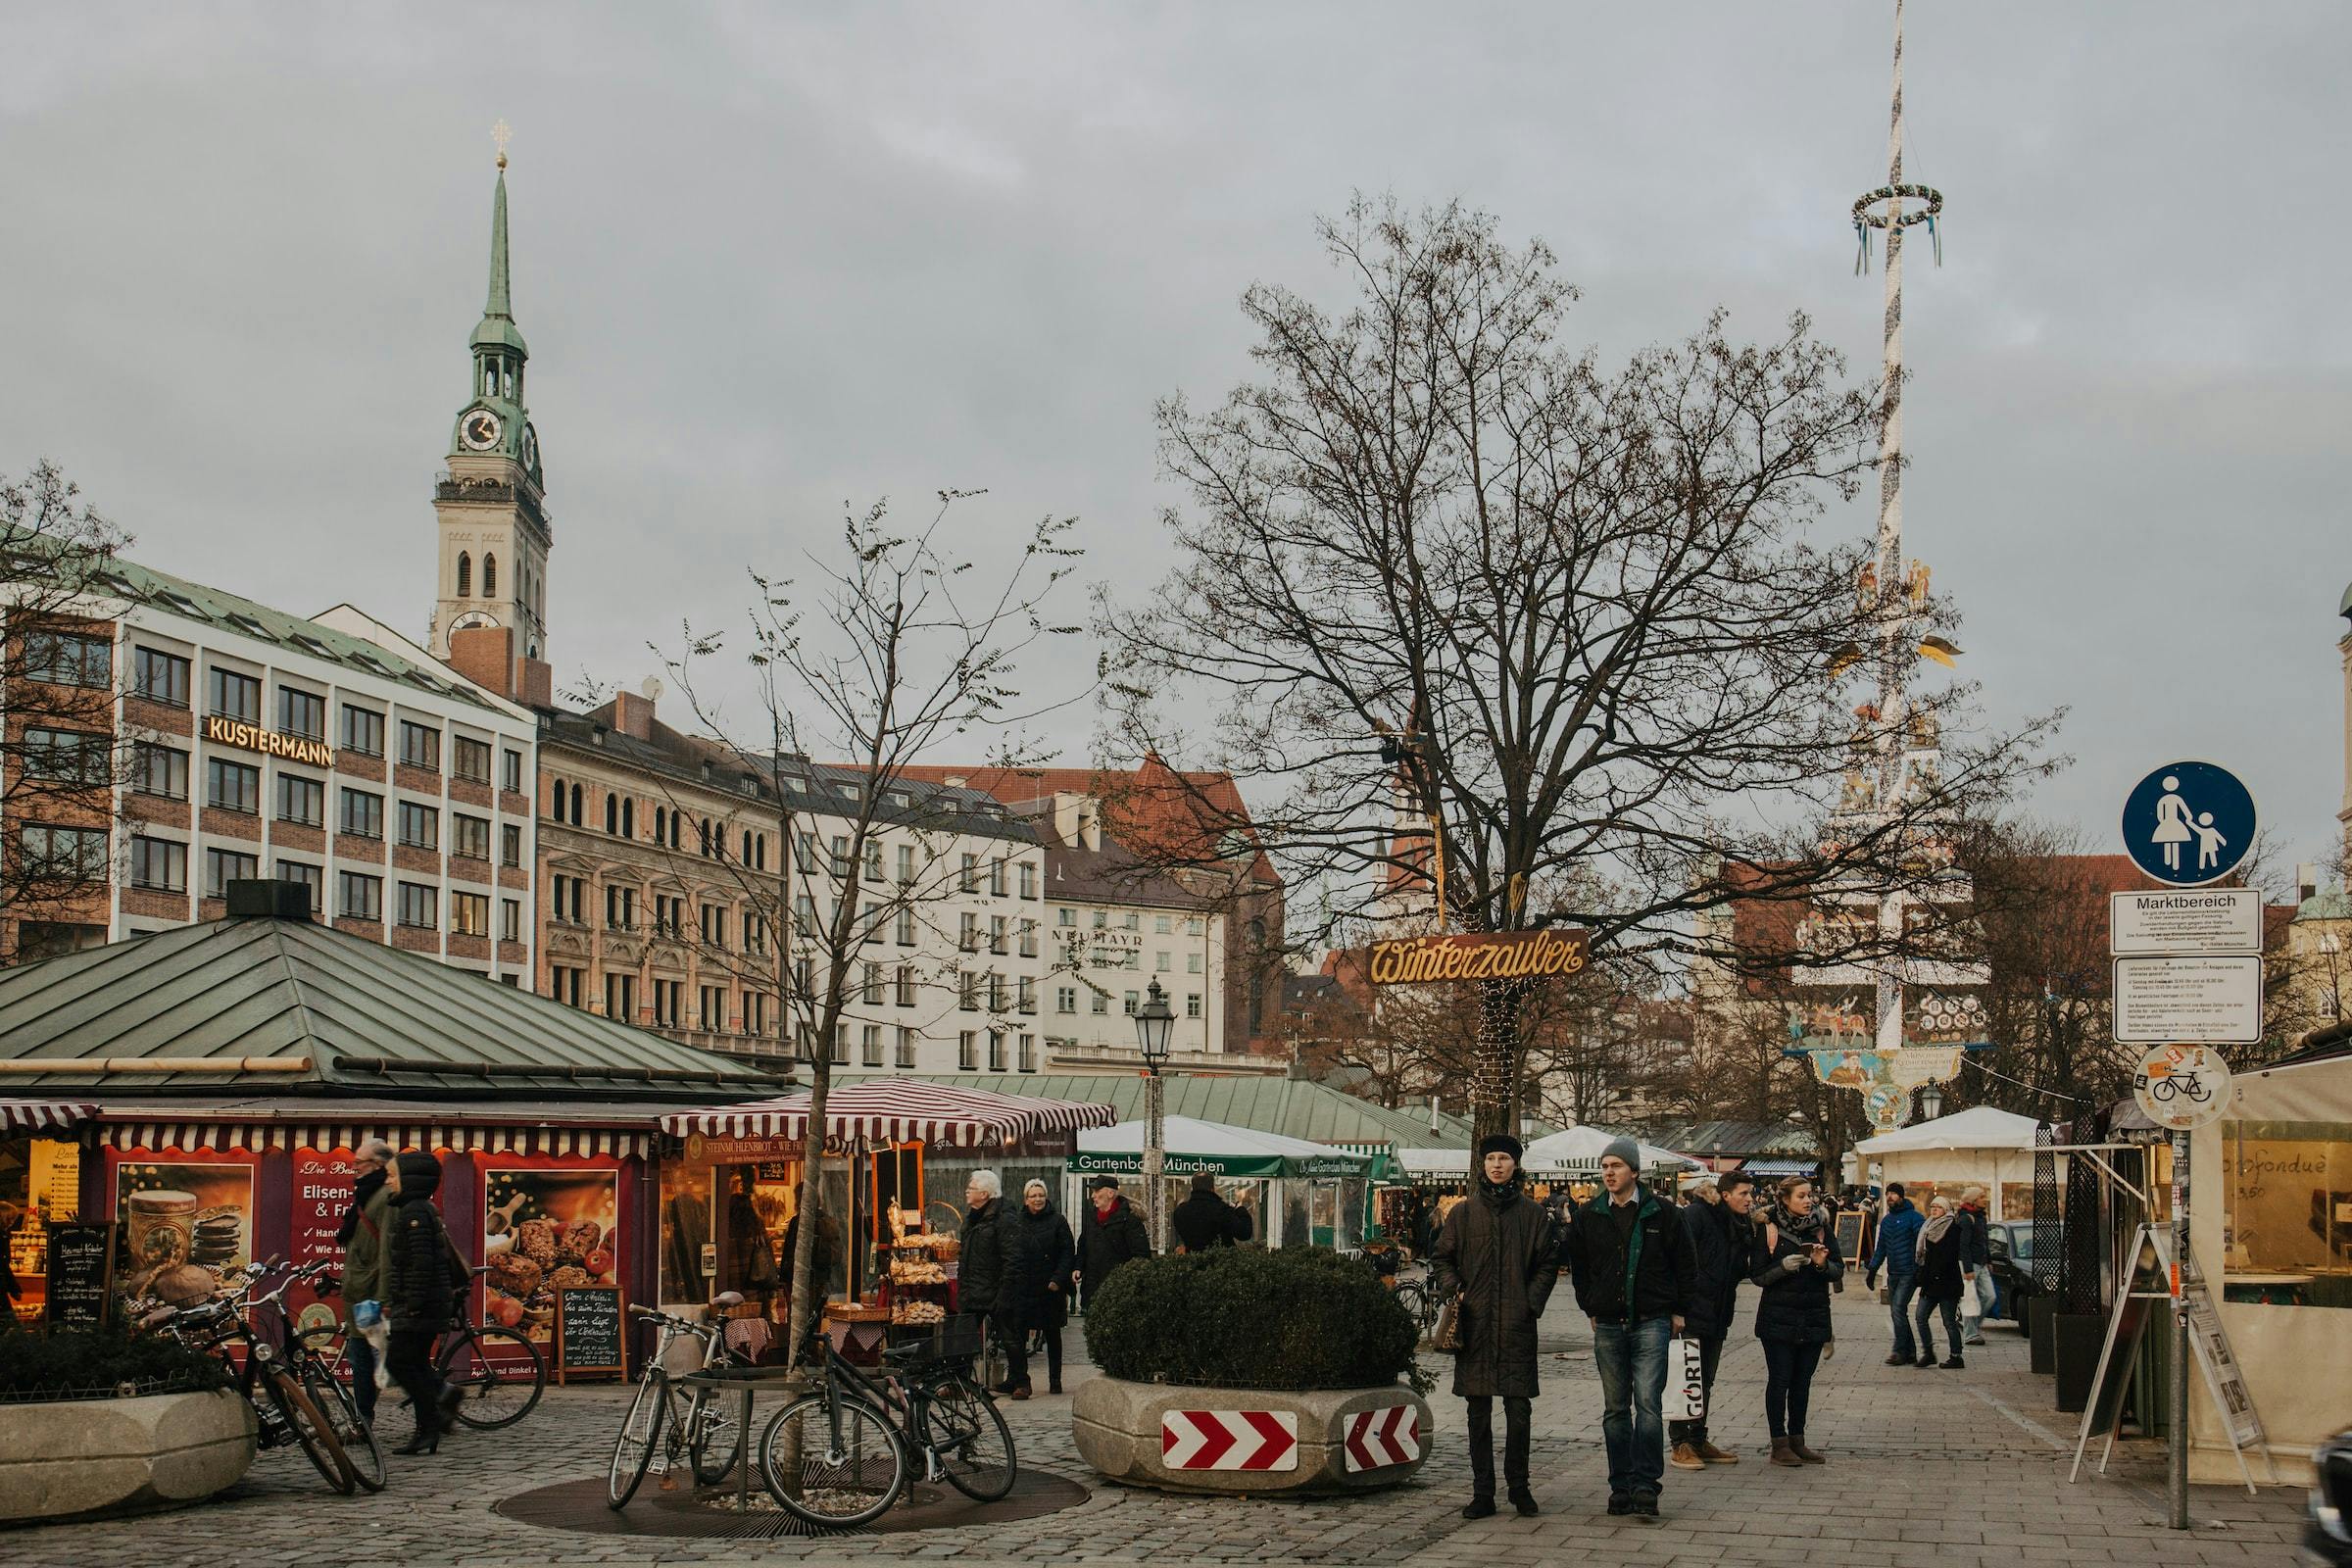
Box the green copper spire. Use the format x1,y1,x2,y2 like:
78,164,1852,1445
469,128,527,360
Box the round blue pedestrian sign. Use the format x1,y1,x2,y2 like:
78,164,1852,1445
2121,760,2256,887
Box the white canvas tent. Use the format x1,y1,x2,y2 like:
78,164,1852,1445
1521,1126,1704,1175
1847,1105,2046,1219
1065,1115,1372,1249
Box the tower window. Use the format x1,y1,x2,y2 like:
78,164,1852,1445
456,553,471,597
483,553,497,597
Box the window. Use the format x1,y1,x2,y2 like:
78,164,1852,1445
396,801,438,850
1155,914,1173,935
275,772,323,826
1186,993,1203,1019
208,666,260,721
794,892,816,931
605,884,637,930
131,835,186,892
1018,1033,1037,1073
451,813,490,860
896,906,915,947
960,854,978,893
1156,950,1172,972
482,553,497,597
337,870,381,920
987,1031,1006,1072
1184,917,1203,936
206,758,260,814
1017,976,1036,1013
1123,912,1141,931
1122,950,1141,970
989,858,1006,898
700,986,726,1032
898,844,915,885
1020,861,1037,900
451,891,490,937
1188,952,1203,974
700,903,728,949
24,727,109,784
1055,986,1076,1014
1091,991,1108,1015
653,893,682,937
1092,909,1106,930
277,687,325,741
1018,917,1038,957
897,965,916,1006
830,1025,850,1065
28,630,111,688
134,742,188,800
1057,908,1076,928
896,1027,917,1069
134,647,190,707
452,736,491,784
988,971,1006,1011
604,794,618,834
396,882,437,929
204,846,259,898
1123,990,1140,1016
796,830,818,868
502,823,521,867
989,914,1007,956
652,978,682,1028
397,720,440,771
959,911,979,953
745,992,768,1037
865,839,884,881
551,965,586,1007
958,1031,978,1071
502,749,523,793
456,551,471,596
21,823,109,882
827,835,851,878
959,971,979,1011
341,705,384,757
551,873,587,924
863,961,885,1005
860,902,883,946
500,897,520,942
861,1025,884,1067
604,972,636,1023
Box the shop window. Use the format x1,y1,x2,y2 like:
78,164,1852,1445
2223,1120,2352,1307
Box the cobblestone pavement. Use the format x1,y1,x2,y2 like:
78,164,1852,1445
18,1296,2306,1567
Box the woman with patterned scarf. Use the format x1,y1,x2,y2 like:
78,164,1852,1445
1749,1176,1844,1466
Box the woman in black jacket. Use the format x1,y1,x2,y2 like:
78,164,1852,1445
1749,1176,1843,1467
1911,1195,1969,1369
384,1152,465,1454
1003,1179,1077,1396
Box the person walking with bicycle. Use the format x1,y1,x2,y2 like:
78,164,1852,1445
335,1139,396,1426
385,1151,466,1455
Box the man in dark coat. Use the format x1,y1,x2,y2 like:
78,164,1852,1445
1171,1173,1251,1251
956,1171,1014,1388
1668,1171,1758,1470
1561,1138,1695,1520
1074,1176,1151,1309
1429,1134,1557,1521
383,1151,465,1453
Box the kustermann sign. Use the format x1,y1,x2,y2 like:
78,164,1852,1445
1367,929,1590,986
203,714,334,769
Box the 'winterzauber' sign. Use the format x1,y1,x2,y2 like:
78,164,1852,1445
204,714,334,768
1367,928,1589,986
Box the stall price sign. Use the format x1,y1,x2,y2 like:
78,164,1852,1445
46,1222,116,1331
555,1285,626,1383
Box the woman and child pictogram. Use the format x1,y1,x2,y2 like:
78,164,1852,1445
2149,775,2227,874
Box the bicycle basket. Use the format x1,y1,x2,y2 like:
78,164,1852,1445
886,1312,985,1362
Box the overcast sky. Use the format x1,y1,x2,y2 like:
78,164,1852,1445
6,4,2347,873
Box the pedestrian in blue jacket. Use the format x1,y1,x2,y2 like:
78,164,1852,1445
1863,1185,1925,1366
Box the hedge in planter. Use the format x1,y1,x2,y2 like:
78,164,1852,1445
0,1322,228,1401
1085,1246,1416,1390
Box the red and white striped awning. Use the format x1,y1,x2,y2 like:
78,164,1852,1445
0,1099,100,1134
98,1120,650,1160
662,1078,1116,1147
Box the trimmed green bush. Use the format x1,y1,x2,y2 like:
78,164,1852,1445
0,1321,229,1401
1085,1247,1417,1391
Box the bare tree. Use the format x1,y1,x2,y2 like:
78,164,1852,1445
2,461,133,960
1100,198,2052,1141
661,493,1080,1366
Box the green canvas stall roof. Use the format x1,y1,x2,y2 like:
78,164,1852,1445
0,915,793,1101
1068,1115,1373,1181
846,1072,1470,1153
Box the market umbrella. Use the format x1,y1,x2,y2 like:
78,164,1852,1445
1070,1115,1373,1180
1520,1126,1704,1174
662,1076,1115,1148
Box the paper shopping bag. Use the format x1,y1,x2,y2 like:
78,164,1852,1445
1668,1335,1706,1422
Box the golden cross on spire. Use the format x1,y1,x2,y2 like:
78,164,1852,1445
492,119,513,171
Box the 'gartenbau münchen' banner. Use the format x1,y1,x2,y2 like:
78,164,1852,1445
203,714,334,769
1367,928,1590,985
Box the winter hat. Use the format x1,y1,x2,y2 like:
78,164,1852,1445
1477,1133,1523,1163
1599,1136,1642,1171
394,1151,442,1198
1089,1175,1122,1193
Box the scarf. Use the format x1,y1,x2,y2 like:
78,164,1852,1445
1916,1209,1955,1264
337,1167,386,1248
1767,1200,1827,1246
1477,1175,1522,1211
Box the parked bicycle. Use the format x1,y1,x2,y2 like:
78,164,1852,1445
137,1256,359,1495
300,1264,545,1437
759,1316,1014,1530
607,1290,752,1508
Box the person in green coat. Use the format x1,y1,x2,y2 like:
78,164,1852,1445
335,1140,396,1424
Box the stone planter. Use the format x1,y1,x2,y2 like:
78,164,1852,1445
0,1389,256,1524
1073,1376,1433,1495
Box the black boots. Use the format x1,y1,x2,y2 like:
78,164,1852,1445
1509,1488,1539,1516
1462,1495,1497,1519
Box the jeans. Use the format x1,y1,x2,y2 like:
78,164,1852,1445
1465,1395,1532,1497
1913,1293,1962,1361
1886,1272,1919,1360
1667,1335,1724,1447
1968,1270,1996,1337
1760,1339,1824,1439
1592,1315,1672,1496
348,1330,381,1425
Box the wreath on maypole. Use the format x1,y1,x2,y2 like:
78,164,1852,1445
1851,182,1943,273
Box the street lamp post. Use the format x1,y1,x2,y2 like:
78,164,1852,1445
1135,979,1176,1252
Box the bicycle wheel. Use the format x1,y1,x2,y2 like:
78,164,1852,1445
759,1393,906,1529
301,1358,386,1493
1393,1283,1426,1328
440,1325,545,1430
267,1366,358,1494
924,1370,1016,1501
684,1384,745,1486
608,1371,670,1509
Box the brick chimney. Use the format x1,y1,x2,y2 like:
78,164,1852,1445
447,625,515,700
610,684,657,741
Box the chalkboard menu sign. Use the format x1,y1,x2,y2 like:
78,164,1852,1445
46,1222,115,1332
1833,1209,1866,1268
555,1285,625,1383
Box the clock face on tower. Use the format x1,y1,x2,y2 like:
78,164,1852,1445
520,422,539,471
460,409,503,452
450,611,499,633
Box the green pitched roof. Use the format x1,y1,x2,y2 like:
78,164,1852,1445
0,915,789,1101
852,1072,1476,1152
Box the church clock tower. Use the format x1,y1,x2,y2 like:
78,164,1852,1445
429,125,551,662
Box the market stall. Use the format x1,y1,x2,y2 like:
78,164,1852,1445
659,1078,1115,1353
1521,1126,1705,1192
1847,1104,2046,1219
1065,1116,1375,1250
0,1100,103,1325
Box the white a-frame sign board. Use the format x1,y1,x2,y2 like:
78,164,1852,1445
2068,1224,2277,1494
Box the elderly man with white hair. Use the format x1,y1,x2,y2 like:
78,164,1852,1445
958,1171,1016,1391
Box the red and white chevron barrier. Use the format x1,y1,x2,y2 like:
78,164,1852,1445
1160,1409,1299,1471
1342,1405,1423,1472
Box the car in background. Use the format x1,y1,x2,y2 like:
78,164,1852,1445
1984,1220,2041,1323
2303,1426,2352,1566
